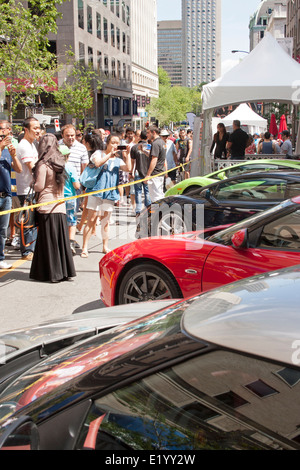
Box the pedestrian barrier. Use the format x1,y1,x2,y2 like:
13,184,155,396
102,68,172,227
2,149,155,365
0,157,198,217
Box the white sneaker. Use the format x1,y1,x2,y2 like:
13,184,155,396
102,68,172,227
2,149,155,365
0,260,12,270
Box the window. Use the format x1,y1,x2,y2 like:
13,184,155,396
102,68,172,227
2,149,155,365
103,18,108,43
104,55,109,76
78,0,84,29
111,23,115,47
96,13,101,39
97,51,102,72
258,209,300,250
116,27,120,50
79,42,85,65
75,350,300,450
88,47,93,66
214,178,287,201
245,380,278,398
111,58,116,77
87,6,92,34
122,32,126,53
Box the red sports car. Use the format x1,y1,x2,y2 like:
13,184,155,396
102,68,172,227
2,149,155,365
100,197,300,306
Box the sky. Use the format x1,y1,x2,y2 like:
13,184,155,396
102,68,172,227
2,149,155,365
157,0,262,75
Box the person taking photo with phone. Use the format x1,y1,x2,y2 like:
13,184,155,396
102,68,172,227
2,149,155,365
81,133,131,257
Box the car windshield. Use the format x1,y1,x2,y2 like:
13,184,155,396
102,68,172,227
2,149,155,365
207,199,295,246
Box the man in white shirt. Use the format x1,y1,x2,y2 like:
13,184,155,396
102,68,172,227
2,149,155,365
15,117,40,260
60,124,89,216
60,124,89,179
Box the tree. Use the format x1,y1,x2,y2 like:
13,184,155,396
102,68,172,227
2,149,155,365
53,58,103,125
146,67,202,127
0,0,62,123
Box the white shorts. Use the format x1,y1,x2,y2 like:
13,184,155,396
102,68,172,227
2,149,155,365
86,195,115,214
148,176,165,202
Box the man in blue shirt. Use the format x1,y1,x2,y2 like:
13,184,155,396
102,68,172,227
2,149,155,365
0,134,22,269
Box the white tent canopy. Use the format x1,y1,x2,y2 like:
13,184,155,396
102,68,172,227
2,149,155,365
202,33,300,111
221,103,268,134
194,33,300,177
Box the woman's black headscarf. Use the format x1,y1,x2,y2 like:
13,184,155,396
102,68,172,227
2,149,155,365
33,133,66,187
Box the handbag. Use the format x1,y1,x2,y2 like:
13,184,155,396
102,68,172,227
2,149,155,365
80,164,101,189
15,186,37,247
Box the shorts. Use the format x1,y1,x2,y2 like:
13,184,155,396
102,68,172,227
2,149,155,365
86,195,115,213
66,200,78,226
168,169,177,181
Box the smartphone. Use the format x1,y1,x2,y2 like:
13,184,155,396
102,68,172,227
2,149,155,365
117,145,127,151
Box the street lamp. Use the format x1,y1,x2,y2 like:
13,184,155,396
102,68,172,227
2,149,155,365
231,50,250,54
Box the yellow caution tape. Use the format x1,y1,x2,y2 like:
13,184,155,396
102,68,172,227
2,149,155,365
0,157,201,217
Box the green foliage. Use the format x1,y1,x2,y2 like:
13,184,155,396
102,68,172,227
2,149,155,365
53,61,102,122
147,67,202,127
0,0,63,121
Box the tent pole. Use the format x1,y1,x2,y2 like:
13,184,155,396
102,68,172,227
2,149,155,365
201,109,213,175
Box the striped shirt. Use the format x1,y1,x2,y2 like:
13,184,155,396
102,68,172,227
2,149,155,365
59,139,89,178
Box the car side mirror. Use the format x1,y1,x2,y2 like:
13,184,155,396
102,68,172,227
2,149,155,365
200,189,211,200
231,228,248,249
218,171,226,180
0,416,39,450
200,188,220,206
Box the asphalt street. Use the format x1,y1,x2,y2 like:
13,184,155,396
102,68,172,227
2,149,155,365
0,205,138,334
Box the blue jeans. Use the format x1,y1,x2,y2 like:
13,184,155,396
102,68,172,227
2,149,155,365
134,175,151,214
18,195,37,257
0,196,12,261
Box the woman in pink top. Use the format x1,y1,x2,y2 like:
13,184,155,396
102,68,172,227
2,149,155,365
29,134,76,283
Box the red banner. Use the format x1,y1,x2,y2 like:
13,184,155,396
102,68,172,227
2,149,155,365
5,77,58,92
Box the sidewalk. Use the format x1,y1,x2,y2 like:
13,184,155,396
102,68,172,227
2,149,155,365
0,205,138,334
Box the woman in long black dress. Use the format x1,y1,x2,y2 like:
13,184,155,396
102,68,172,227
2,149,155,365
210,123,229,159
30,134,76,283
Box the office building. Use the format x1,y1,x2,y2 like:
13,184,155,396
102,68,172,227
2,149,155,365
48,0,133,129
157,20,183,86
131,0,159,130
249,0,288,50
286,0,300,62
181,0,221,88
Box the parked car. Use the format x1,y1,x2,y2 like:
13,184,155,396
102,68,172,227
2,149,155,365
139,171,300,238
100,196,300,306
1,267,300,450
165,159,300,197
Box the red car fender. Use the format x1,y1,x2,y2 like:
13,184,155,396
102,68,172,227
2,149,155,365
100,237,217,306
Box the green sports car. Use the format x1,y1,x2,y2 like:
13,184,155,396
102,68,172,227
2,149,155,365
165,159,300,196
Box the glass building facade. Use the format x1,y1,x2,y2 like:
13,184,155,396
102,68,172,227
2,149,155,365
157,20,183,86
182,0,221,87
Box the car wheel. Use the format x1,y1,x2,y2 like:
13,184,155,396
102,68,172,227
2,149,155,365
118,263,182,304
151,207,191,237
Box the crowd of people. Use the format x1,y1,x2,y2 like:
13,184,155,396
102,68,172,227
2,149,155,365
211,119,294,160
0,118,193,280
